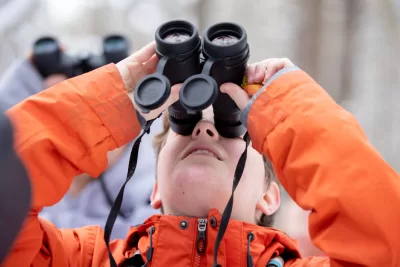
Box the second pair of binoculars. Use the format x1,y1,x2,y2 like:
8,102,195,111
32,35,130,79
134,20,251,138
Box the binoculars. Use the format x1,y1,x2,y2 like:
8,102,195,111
134,20,250,138
32,35,130,79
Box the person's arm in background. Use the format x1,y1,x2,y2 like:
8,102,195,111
224,58,400,266
3,42,172,266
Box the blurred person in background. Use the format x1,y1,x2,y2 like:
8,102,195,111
3,41,399,267
0,46,161,239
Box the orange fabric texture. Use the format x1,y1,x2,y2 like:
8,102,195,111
4,64,400,266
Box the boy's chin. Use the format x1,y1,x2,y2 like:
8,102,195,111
172,163,230,186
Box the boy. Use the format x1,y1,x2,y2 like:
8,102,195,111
4,42,400,266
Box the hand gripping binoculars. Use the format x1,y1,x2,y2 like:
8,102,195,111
134,20,250,138
32,35,130,78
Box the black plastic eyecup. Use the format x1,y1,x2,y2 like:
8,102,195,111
152,20,204,136
202,22,248,60
103,35,130,64
155,20,200,58
201,22,250,138
32,36,62,78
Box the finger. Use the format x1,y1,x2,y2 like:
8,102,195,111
164,83,182,108
220,82,250,110
246,64,257,84
263,58,282,83
263,58,295,84
131,41,156,63
254,63,267,84
143,54,159,74
252,58,277,84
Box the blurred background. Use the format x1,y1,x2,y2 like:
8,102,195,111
0,0,399,257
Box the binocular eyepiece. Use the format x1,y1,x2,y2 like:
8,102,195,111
134,20,249,138
32,35,130,78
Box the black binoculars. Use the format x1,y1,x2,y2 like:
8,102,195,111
134,20,250,138
32,35,130,79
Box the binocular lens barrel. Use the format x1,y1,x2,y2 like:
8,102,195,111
32,34,130,79
155,20,200,58
135,21,250,138
178,22,249,137
32,37,63,78
134,20,202,119
33,37,60,55
203,22,248,59
103,35,129,63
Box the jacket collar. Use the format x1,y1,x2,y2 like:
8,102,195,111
123,209,302,266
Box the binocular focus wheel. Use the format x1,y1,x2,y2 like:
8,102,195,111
179,74,218,114
134,74,171,113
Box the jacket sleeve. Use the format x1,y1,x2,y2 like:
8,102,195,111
242,67,400,266
3,64,142,266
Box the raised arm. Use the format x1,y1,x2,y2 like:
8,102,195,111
2,41,183,267
3,64,141,266
223,59,400,266
246,67,400,266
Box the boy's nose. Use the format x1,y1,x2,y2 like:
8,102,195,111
192,120,220,141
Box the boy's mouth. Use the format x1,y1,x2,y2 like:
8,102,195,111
189,149,218,159
183,144,223,161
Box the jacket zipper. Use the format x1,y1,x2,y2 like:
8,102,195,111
194,218,207,267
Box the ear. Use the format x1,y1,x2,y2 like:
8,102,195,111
256,181,281,216
150,181,162,209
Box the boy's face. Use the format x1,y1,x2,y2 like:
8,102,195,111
151,107,280,224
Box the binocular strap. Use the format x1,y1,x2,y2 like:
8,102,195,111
211,132,250,267
103,114,158,267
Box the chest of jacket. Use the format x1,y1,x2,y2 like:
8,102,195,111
115,211,300,267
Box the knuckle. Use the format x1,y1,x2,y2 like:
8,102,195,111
282,57,293,65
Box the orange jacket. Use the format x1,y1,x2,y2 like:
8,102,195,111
4,64,400,267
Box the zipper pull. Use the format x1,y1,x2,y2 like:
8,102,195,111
196,218,208,254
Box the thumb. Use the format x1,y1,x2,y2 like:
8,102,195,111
160,83,182,111
220,82,250,110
